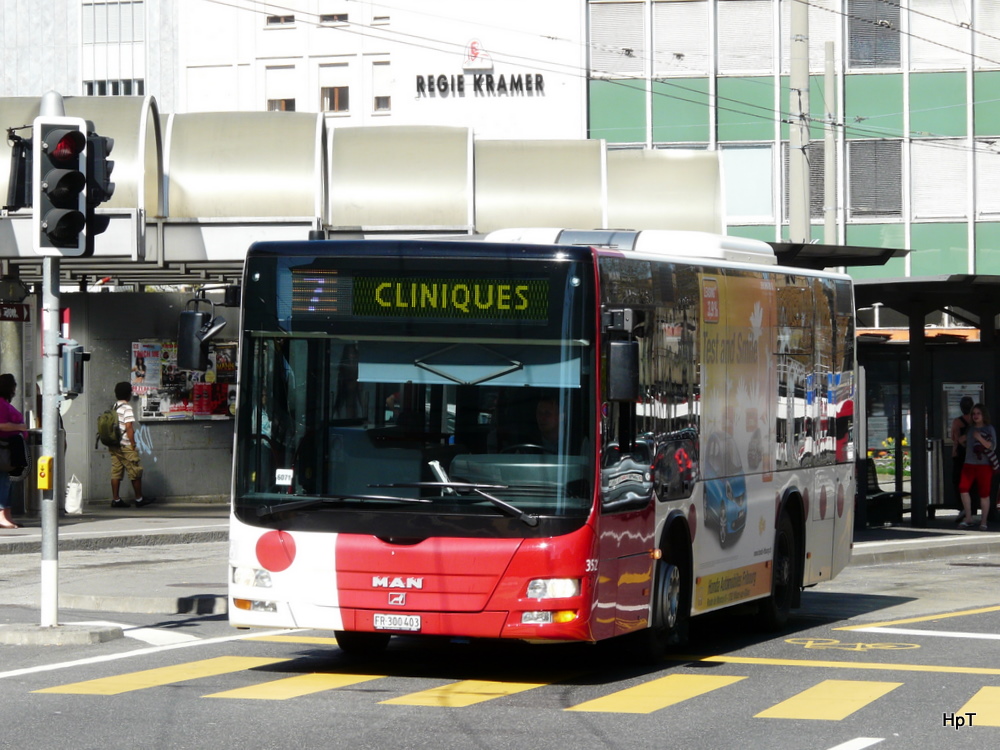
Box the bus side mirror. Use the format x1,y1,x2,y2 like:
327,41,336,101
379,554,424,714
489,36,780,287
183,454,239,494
608,340,639,402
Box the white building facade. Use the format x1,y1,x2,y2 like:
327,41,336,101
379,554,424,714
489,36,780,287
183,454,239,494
177,1,587,139
2,1,587,139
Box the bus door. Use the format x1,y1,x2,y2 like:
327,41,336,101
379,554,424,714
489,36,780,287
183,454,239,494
596,323,656,639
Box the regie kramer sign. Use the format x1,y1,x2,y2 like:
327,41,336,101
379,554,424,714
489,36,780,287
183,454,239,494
416,40,544,98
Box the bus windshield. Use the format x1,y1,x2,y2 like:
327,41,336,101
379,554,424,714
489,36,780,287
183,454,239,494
234,245,596,537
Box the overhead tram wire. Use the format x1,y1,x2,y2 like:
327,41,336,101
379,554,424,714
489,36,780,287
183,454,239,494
199,0,1000,160
870,0,1000,48
793,0,1000,68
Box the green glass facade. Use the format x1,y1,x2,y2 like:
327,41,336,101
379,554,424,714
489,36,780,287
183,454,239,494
586,0,1000,283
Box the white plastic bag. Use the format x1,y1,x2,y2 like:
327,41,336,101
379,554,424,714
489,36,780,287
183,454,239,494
65,474,84,515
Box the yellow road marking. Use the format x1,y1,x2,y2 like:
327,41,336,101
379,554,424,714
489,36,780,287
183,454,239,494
244,635,341,645
755,679,901,721
32,656,288,695
566,674,746,714
670,654,1000,675
836,605,1000,631
205,672,384,700
958,686,1000,727
382,679,548,707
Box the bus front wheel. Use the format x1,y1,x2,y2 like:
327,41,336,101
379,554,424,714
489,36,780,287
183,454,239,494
638,550,690,660
334,630,391,657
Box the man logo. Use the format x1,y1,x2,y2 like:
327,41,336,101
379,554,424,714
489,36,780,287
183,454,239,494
372,576,424,589
388,592,406,606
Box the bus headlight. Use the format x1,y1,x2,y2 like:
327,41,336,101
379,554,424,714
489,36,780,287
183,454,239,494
232,566,272,588
526,578,580,599
522,610,578,624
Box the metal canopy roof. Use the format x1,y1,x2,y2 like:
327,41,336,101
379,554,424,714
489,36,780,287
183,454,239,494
1,96,910,288
769,242,906,270
854,274,1000,326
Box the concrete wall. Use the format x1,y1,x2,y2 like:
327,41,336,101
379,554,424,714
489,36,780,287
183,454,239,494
60,291,234,507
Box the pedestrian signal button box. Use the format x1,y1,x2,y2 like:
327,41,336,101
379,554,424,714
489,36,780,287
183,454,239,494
37,456,53,490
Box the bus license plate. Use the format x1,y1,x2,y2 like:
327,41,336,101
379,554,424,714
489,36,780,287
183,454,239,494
373,613,421,631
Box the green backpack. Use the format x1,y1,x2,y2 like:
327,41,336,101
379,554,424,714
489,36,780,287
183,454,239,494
96,404,122,448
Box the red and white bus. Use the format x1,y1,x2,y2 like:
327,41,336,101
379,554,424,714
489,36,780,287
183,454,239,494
229,230,855,656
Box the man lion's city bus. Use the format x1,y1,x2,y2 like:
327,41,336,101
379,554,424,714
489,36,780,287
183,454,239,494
229,230,855,657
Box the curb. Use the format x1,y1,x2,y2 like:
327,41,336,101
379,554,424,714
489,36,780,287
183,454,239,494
59,593,228,616
850,534,1000,566
0,623,124,646
0,528,228,555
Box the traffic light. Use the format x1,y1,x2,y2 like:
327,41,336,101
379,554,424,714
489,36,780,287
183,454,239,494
85,130,115,255
32,116,88,256
61,341,91,395
4,133,32,211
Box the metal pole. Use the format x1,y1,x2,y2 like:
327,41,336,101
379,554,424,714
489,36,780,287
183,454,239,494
789,0,810,244
40,256,60,627
824,41,837,245
38,90,65,628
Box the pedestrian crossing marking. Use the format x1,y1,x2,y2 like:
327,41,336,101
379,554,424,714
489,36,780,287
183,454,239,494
566,674,747,714
205,672,385,700
32,657,288,696
672,654,1000,676
755,679,902,721
958,686,1000,727
381,678,549,707
245,635,341,646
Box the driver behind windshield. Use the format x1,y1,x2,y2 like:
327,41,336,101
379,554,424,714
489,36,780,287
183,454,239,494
536,395,561,453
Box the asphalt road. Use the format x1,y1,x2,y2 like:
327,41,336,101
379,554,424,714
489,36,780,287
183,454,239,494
2,543,1000,750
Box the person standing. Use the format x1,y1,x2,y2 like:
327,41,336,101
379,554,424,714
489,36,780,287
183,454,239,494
0,374,28,529
950,396,974,512
109,381,154,509
958,403,996,531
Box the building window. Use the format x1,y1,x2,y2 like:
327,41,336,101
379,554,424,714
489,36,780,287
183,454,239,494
83,1,146,45
849,140,902,217
911,139,968,219
847,0,900,69
717,0,774,74
721,145,775,222
266,15,294,25
589,1,645,77
266,65,296,112
320,14,348,24
782,142,826,220
372,61,391,112
84,78,145,96
372,15,390,25
322,87,349,112
653,0,709,76
320,63,350,113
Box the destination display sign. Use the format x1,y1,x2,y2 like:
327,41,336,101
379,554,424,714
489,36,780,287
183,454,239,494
290,269,549,322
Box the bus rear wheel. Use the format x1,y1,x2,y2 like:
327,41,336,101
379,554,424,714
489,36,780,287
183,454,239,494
334,630,391,657
756,511,797,630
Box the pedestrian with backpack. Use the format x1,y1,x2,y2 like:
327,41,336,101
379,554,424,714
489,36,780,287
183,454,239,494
107,381,154,509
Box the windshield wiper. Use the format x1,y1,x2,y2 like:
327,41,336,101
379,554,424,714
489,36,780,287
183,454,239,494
256,493,431,519
373,481,539,527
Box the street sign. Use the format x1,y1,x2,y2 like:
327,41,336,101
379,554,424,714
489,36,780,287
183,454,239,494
0,303,31,322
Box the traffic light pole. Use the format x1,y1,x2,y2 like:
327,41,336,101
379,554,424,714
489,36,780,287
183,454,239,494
40,255,60,628
37,91,64,628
